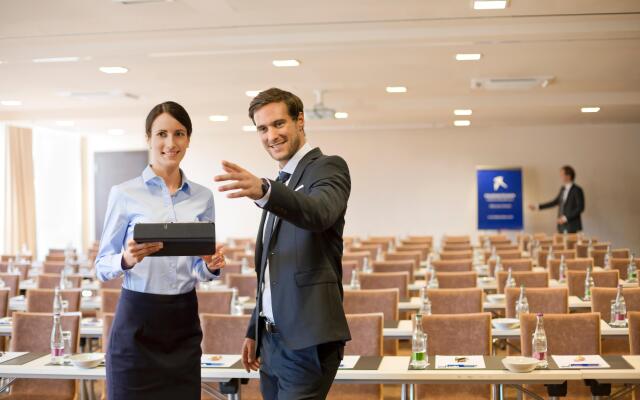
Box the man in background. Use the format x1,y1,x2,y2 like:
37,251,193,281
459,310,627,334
529,165,585,233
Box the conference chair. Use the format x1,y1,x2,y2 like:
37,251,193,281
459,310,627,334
384,251,421,270
396,244,430,260
537,249,576,268
432,259,473,273
359,272,409,299
427,288,483,314
225,273,257,298
327,313,384,400
42,262,67,274
343,289,399,355
100,289,121,315
547,257,594,280
488,258,532,277
496,271,549,294
520,313,601,399
494,244,519,251
0,288,9,318
630,311,640,400
0,273,20,298
441,235,471,245
415,313,493,399
8,312,81,400
36,273,82,289
222,261,242,275
343,251,371,270
425,271,477,289
372,260,415,282
233,254,255,270
26,288,81,313
342,260,359,284
441,244,473,253
349,244,382,259
404,235,433,244
439,250,473,261
566,270,619,297
591,287,640,354
197,290,234,314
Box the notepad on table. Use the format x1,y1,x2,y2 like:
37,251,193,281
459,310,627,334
552,355,609,369
200,355,241,368
339,356,360,369
435,355,485,369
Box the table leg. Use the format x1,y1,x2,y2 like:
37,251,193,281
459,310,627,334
401,383,407,400
409,383,415,400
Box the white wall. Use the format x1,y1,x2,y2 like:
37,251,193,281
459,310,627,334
86,123,640,254
0,124,5,254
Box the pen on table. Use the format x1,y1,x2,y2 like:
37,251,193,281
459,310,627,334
445,364,477,368
569,363,600,367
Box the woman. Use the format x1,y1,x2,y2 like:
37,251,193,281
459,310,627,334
95,101,225,400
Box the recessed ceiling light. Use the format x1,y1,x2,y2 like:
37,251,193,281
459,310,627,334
581,106,600,113
99,66,128,74
386,86,407,93
334,112,349,119
454,109,473,116
55,120,75,127
209,115,229,122
455,53,482,61
245,90,261,97
454,120,471,127
1,100,22,106
108,129,125,136
32,56,80,63
272,59,300,67
0,60,5,65
242,125,257,132
473,0,508,10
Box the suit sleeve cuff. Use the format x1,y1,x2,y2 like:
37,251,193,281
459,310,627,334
254,179,271,208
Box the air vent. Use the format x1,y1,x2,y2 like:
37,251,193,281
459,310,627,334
471,76,554,90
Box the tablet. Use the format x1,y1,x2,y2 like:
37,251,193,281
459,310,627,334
133,222,216,257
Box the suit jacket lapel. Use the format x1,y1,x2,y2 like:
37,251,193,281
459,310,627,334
255,209,268,279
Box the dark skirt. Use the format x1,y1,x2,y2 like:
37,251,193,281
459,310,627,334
106,288,202,400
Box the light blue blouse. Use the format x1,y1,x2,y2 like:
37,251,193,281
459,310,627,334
95,165,219,295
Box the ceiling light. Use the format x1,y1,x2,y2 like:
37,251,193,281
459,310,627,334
454,109,473,116
473,0,508,10
454,120,471,127
0,100,22,106
55,120,75,127
272,59,300,67
242,125,257,132
386,86,407,93
245,90,261,97
334,112,349,119
581,107,600,113
456,53,482,61
99,66,128,74
108,129,125,136
32,57,80,63
209,115,229,122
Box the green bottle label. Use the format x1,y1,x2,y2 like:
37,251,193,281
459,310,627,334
412,351,426,362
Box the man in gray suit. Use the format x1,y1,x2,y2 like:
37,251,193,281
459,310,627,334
215,88,351,399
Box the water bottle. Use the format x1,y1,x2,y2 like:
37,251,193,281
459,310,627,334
349,268,361,290
603,245,612,270
50,314,65,365
493,255,503,278
59,267,70,290
612,284,627,327
388,241,395,253
587,239,594,258
584,267,594,301
419,287,431,316
531,313,548,368
515,284,529,319
562,229,568,247
426,253,434,273
558,255,567,284
363,255,372,273
7,258,17,275
531,240,539,265
53,287,64,316
504,268,516,289
410,313,428,369
546,246,554,270
241,257,251,274
230,288,243,315
489,246,497,263
626,254,637,283
427,270,439,289
0,277,5,288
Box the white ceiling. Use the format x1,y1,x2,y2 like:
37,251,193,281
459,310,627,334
1,0,639,135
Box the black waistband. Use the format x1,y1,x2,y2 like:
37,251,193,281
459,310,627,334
120,287,197,304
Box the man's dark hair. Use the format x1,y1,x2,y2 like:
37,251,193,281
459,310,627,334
248,88,304,124
562,165,576,181
145,101,192,137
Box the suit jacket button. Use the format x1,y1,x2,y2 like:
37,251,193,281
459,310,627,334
270,252,275,256
271,281,277,286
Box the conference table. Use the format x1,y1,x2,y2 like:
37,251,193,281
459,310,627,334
1,352,638,400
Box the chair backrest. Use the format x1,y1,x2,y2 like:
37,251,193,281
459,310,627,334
404,235,433,245
442,235,471,245
496,250,522,260
629,311,640,355
359,272,409,299
365,236,396,247
349,244,381,259
234,254,255,270
567,270,619,297
223,261,243,275
520,313,601,356
343,289,399,322
538,249,576,267
426,271,477,289
439,251,473,261
612,248,630,259
610,258,636,281
488,258,532,277
575,242,604,258
99,276,123,289
591,287,640,322
342,251,370,270
421,313,492,355
547,257,593,280
496,271,549,294
102,312,116,352
0,273,20,298
42,262,71,275
590,249,609,268
441,244,473,253
344,313,383,356
100,289,121,314
197,290,234,314
200,314,251,354
26,289,82,313
372,260,415,282
428,288,483,314
494,244,519,251
37,273,82,289
384,251,420,270
225,273,257,298
0,288,9,318
505,287,568,318
396,245,430,260
432,259,473,272
341,260,358,284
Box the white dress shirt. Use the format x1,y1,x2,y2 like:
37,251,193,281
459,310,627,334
255,142,313,323
562,183,573,203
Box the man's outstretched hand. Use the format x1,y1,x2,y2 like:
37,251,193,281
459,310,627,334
214,161,264,200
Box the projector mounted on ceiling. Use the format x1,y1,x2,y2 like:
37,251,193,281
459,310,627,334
471,76,554,90
304,90,337,120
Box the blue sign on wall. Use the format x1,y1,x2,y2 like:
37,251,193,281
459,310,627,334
477,167,523,230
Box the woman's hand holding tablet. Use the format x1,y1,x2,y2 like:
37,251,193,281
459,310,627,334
201,243,226,273
122,239,163,269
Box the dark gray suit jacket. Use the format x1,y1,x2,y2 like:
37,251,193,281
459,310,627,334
540,183,585,233
246,147,352,353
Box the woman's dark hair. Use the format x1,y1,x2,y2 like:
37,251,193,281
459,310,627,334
145,101,192,137
562,165,576,181
248,88,304,124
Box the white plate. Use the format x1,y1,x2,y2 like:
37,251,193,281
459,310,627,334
502,356,538,373
487,294,505,303
492,318,520,330
69,353,104,369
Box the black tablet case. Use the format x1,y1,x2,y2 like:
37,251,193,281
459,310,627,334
133,222,216,257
